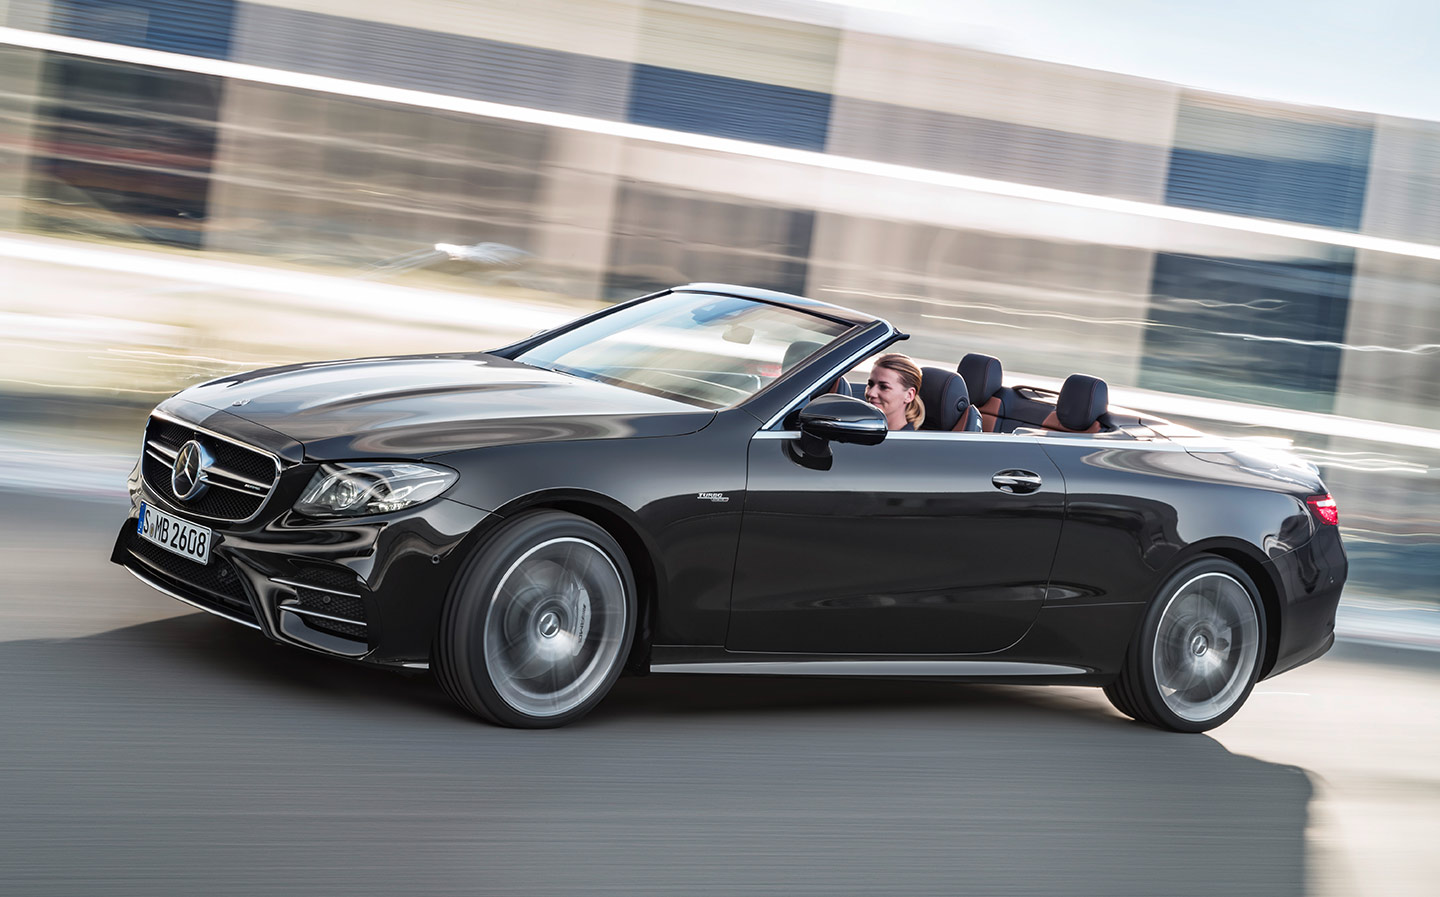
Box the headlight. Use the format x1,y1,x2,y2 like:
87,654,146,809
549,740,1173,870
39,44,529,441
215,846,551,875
294,462,458,517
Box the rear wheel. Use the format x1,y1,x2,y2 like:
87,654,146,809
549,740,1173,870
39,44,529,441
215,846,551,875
436,510,636,728
1104,557,1266,733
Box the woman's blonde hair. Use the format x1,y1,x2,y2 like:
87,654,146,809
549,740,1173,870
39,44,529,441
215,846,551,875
874,353,925,428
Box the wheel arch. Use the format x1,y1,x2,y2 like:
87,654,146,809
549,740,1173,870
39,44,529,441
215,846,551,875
490,489,663,673
1167,537,1284,679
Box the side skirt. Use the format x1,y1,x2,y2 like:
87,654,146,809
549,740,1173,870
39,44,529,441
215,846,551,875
648,646,1101,683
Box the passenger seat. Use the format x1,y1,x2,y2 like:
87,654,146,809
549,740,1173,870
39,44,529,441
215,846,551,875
1042,374,1109,434
958,353,1015,432
918,367,982,432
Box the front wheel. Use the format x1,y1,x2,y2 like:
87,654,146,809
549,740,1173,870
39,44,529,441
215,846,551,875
1104,557,1266,733
436,510,636,728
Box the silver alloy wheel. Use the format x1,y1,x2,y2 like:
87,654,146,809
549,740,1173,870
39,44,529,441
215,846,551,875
1151,572,1261,722
482,536,628,718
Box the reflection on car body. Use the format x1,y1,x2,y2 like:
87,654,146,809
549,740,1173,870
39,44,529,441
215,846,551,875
111,283,1346,731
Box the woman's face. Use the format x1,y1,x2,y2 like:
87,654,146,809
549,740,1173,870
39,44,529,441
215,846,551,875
865,364,914,423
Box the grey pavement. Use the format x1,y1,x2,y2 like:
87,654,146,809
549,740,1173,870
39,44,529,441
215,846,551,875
0,492,1437,895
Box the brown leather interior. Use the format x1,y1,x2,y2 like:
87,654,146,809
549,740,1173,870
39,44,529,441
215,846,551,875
976,396,1003,432
1041,411,1101,434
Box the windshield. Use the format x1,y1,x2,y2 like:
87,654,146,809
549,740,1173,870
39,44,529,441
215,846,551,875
515,292,853,409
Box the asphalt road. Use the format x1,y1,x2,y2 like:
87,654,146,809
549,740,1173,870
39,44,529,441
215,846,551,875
1,491,1436,896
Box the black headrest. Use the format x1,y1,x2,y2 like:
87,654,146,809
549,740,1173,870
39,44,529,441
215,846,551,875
782,341,822,372
1057,374,1108,431
917,366,971,431
957,353,1002,404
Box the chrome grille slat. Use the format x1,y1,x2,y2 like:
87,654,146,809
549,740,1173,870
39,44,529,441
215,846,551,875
270,577,362,599
205,466,271,490
280,605,367,628
204,477,262,496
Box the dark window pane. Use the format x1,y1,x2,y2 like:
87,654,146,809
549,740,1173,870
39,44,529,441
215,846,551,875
1165,102,1373,230
1140,252,1355,412
49,0,237,60
627,65,831,151
23,55,223,249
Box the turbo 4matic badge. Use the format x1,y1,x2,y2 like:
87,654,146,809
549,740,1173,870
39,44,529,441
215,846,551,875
696,492,730,503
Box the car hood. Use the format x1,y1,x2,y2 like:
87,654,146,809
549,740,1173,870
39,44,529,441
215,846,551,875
165,353,715,460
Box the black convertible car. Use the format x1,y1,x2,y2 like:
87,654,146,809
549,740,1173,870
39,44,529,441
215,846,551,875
112,283,1346,732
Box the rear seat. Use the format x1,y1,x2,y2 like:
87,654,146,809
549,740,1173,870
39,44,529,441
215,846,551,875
957,353,1019,432
1042,374,1109,434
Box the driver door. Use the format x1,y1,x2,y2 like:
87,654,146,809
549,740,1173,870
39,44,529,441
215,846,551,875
726,429,1065,655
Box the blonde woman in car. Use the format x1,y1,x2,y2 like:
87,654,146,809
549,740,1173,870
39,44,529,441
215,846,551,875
865,353,925,431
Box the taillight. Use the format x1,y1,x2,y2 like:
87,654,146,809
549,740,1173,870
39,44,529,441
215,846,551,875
1306,494,1339,526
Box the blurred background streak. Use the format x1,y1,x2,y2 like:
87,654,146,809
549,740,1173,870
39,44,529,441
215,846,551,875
0,0,1438,627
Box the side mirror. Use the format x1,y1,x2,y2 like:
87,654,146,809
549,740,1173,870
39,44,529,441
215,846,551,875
798,394,888,446
788,394,886,470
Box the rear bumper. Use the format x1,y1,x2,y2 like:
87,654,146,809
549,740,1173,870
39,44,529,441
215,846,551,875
1263,524,1348,679
111,483,494,667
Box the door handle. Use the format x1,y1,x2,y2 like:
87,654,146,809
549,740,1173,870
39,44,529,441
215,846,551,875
992,470,1043,494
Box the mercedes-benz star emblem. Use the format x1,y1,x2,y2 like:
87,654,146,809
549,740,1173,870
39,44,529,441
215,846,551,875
171,439,214,501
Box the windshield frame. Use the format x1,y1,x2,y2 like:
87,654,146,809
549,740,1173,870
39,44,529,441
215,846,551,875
495,288,872,411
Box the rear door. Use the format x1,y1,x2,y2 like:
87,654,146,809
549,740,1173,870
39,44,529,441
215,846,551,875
726,430,1066,654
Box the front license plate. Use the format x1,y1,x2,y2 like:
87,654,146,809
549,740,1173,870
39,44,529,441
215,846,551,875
137,502,212,565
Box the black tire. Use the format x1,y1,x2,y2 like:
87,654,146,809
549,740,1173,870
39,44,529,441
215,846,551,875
1104,557,1266,733
436,510,637,728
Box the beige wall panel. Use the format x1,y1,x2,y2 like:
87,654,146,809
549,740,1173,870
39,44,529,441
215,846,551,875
831,30,1179,148
206,83,549,261
243,0,645,62
636,0,839,92
0,46,43,231
1335,251,1440,429
1360,117,1440,245
4,0,51,29
533,131,625,298
616,142,827,207
1173,93,1375,162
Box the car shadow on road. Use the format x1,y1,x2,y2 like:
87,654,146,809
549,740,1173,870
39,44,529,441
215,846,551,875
0,611,1318,897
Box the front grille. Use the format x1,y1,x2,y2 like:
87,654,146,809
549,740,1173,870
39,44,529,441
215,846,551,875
141,415,279,522
124,526,256,623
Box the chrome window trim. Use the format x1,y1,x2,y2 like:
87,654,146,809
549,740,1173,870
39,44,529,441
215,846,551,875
759,323,899,431
271,577,363,600
124,565,262,631
142,409,285,524
752,429,1036,443
649,660,1087,676
752,428,1195,450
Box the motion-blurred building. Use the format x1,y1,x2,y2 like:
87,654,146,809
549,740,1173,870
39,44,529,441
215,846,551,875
2,0,1438,430
3,0,1440,603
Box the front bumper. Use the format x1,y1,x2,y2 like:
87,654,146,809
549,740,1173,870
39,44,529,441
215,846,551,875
112,471,495,667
